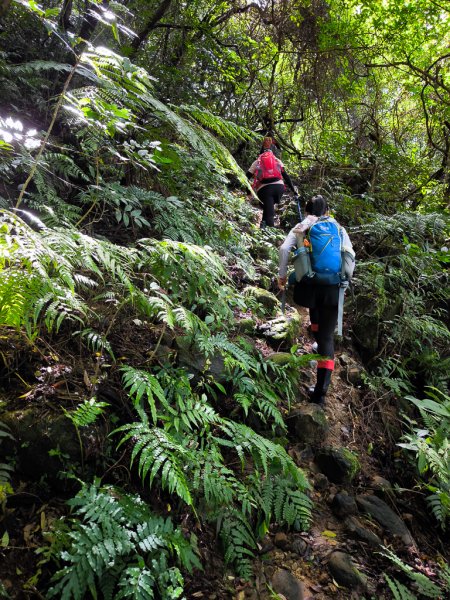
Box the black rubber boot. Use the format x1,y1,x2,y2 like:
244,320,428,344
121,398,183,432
309,368,332,405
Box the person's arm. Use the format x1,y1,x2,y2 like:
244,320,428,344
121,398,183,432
246,160,257,180
278,229,298,288
281,169,296,194
341,226,355,256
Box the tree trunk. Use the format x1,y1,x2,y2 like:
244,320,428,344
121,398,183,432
59,0,73,31
0,0,12,19
128,0,173,58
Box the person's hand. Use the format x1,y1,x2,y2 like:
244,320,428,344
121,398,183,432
278,276,287,290
293,186,299,195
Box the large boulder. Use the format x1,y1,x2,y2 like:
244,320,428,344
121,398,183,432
315,447,360,484
288,404,329,445
175,336,227,381
1,408,101,483
236,317,257,334
344,516,382,547
352,295,402,361
331,492,358,519
356,494,414,546
271,569,304,600
328,551,367,589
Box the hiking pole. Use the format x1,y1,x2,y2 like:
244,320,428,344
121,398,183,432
281,286,286,315
295,195,303,222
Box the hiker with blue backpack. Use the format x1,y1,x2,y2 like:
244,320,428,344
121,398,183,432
246,136,297,228
278,195,355,405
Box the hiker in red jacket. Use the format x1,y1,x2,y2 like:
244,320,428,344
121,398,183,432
246,137,297,228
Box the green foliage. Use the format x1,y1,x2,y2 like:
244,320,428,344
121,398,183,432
354,211,449,393
256,474,313,530
399,388,450,529
138,238,241,323
75,328,114,358
66,47,249,186
178,105,256,143
0,422,14,503
5,1,450,594
219,509,257,580
0,211,88,337
46,482,200,599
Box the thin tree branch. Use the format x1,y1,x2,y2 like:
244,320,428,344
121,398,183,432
16,60,80,208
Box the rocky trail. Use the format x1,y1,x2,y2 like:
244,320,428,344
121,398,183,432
191,191,447,599
197,300,442,600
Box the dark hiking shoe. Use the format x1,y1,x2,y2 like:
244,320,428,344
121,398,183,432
308,386,325,406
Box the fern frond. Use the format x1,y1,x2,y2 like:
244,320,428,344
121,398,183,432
64,397,109,428
219,510,256,580
47,483,198,599
384,574,418,600
121,365,170,424
74,48,249,184
75,328,114,358
170,393,219,433
179,105,256,142
218,420,309,489
382,548,443,598
115,423,193,506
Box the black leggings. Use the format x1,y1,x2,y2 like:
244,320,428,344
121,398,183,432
257,184,284,226
309,305,338,366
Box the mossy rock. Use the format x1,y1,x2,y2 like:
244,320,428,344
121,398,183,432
237,317,257,334
315,446,360,484
288,404,329,445
1,408,101,484
328,551,368,590
258,310,301,346
258,275,272,290
243,286,279,313
265,352,294,365
175,336,226,381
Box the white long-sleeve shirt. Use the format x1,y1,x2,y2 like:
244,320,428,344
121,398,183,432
278,216,354,278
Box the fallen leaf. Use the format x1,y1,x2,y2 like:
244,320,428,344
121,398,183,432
1,530,9,547
321,530,337,538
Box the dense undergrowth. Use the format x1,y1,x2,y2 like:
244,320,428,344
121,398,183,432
0,1,449,598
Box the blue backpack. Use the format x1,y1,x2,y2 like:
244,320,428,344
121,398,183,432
308,217,343,285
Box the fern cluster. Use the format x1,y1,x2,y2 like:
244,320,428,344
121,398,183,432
46,483,200,600
382,547,450,599
399,388,450,529
115,358,312,578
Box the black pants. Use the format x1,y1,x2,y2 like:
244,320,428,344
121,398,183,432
257,184,284,227
294,281,339,375
309,305,338,362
